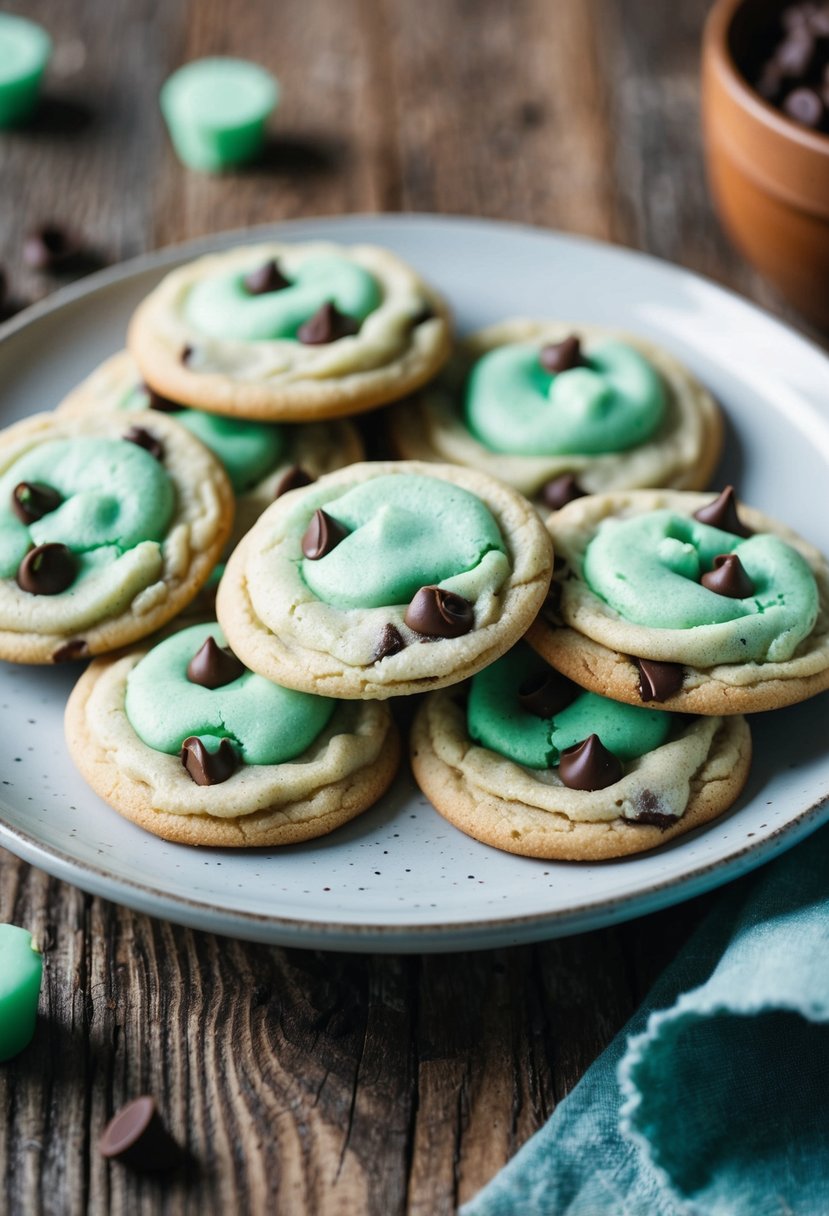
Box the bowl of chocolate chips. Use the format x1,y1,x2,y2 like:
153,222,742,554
703,0,829,329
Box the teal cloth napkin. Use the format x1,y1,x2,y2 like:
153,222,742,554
461,825,829,1216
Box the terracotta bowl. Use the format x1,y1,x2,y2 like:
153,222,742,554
702,0,829,329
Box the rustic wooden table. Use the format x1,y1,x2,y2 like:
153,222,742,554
0,2,811,1213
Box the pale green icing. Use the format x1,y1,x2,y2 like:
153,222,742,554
467,643,672,770
123,384,284,492
0,438,175,584
463,340,666,457
583,510,820,662
125,622,335,764
184,255,382,342
301,475,506,610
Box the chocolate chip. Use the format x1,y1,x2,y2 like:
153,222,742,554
243,259,291,295
273,465,314,499
301,509,349,559
692,486,752,537
558,734,622,791
52,639,89,663
633,657,684,703
123,426,164,462
186,637,245,689
518,669,577,718
404,586,474,638
540,474,587,511
783,85,825,124
373,623,405,661
99,1096,184,1172
17,543,76,595
11,481,62,524
701,553,755,598
181,344,194,365
180,737,238,786
540,335,584,374
23,224,81,272
630,790,676,829
141,382,182,413
297,302,359,345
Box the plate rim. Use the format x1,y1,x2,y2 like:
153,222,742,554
2,210,828,952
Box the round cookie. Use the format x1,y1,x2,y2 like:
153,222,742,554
56,350,364,540
216,460,554,700
527,488,829,714
127,241,452,421
65,621,400,846
410,646,752,861
389,320,722,506
0,411,234,664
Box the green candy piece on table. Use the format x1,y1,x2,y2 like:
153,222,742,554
300,474,507,610
0,14,52,128
184,255,381,342
160,57,279,172
464,340,666,457
467,643,672,769
0,925,43,1062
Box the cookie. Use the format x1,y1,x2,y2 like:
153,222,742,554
389,320,722,506
127,241,452,422
56,350,364,540
0,410,234,663
65,620,400,846
410,643,752,861
527,488,829,714
216,460,554,699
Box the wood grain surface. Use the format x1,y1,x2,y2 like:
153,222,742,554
0,2,811,1213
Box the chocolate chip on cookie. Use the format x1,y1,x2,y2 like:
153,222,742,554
693,486,752,537
701,553,755,599
404,586,474,638
517,669,577,717
558,734,622,791
17,543,76,595
186,637,245,689
633,656,684,703
374,623,406,661
301,509,350,559
11,481,62,524
123,426,164,462
540,335,584,374
297,301,360,345
243,259,291,295
273,465,314,499
180,737,238,786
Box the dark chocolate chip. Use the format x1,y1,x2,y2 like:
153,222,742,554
23,224,81,272
141,382,182,413
180,737,238,786
373,623,405,661
297,301,359,345
17,543,76,595
404,586,474,638
123,426,164,462
558,734,622,791
273,465,314,499
52,639,89,663
11,481,62,524
701,553,755,598
518,669,577,718
633,656,684,703
692,486,752,537
630,807,676,829
186,637,245,689
99,1095,184,1172
540,335,584,374
243,259,291,295
782,85,825,125
540,474,587,511
301,509,350,559
181,344,194,365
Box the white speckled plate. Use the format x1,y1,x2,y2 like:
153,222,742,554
1,215,828,952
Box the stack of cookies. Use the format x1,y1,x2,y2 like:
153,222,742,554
1,238,827,860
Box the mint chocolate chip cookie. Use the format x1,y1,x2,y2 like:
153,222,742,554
127,241,452,422
389,320,722,507
65,621,400,846
411,643,752,860
216,460,554,699
527,488,829,714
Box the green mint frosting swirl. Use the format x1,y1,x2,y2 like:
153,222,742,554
124,384,284,492
184,254,382,341
583,510,819,663
125,622,335,764
300,474,507,610
468,643,671,769
463,340,666,457
0,437,175,584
